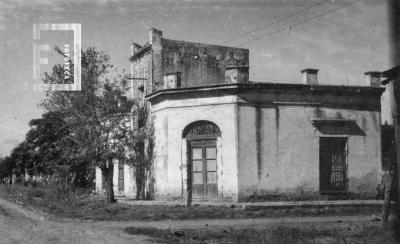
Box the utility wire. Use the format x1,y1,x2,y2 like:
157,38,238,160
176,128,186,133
220,0,330,45
235,0,363,47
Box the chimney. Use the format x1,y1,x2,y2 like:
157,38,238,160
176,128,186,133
131,43,141,56
364,71,381,87
301,68,319,85
149,28,162,45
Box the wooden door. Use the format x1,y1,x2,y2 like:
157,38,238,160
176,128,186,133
319,137,348,194
190,140,217,200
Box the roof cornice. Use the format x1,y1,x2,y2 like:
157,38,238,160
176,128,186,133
146,82,385,102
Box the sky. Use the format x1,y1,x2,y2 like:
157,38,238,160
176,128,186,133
0,0,391,156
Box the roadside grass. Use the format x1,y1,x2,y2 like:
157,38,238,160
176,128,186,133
0,184,382,221
125,222,400,244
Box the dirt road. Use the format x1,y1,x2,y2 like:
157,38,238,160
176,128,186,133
0,197,381,244
0,198,151,244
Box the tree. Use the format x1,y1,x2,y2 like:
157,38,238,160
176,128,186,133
9,141,36,182
0,156,15,184
41,47,136,202
25,111,93,187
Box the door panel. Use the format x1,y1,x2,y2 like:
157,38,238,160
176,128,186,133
193,173,203,184
192,146,204,199
193,160,203,171
207,172,217,183
190,140,218,200
206,160,217,171
192,148,202,159
319,137,348,194
206,147,216,159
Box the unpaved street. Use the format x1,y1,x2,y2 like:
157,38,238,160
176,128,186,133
0,197,384,244
0,198,151,244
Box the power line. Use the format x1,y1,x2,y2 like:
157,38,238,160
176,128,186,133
235,0,363,47
221,0,330,45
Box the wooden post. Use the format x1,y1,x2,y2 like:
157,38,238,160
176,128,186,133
383,171,393,226
393,111,400,220
186,141,192,207
186,164,192,206
383,76,400,220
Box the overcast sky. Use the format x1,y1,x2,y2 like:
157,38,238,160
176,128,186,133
0,0,390,156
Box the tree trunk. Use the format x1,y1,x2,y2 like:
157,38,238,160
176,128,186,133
383,171,393,226
135,163,146,200
102,164,115,203
8,171,12,185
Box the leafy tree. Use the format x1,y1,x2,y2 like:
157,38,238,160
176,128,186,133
9,141,36,182
24,111,94,187
26,112,67,175
0,156,14,184
41,47,136,202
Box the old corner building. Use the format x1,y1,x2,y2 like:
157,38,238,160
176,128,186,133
96,29,384,203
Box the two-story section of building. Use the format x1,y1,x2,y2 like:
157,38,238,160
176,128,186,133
97,28,385,203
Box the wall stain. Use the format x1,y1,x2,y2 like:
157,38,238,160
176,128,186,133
275,107,280,164
314,107,326,119
334,112,344,119
256,105,262,180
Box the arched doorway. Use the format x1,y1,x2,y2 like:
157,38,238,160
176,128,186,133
182,120,221,201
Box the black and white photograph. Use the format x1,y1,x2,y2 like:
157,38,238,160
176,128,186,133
0,0,399,243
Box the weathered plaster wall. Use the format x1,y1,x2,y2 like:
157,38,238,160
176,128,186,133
151,95,239,201
237,105,382,201
131,29,249,93
95,167,103,194
112,162,119,194
131,51,152,100
160,39,249,89
237,105,259,199
95,164,136,198
123,164,136,198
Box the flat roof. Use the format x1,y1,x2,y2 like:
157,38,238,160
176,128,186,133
146,82,385,101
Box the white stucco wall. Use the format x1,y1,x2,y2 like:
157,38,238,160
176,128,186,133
123,164,136,198
94,95,382,202
95,163,136,198
95,167,103,194
237,105,382,200
151,95,239,201
113,161,119,194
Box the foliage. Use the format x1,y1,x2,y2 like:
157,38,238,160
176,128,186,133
0,156,14,183
40,47,136,202
0,47,140,202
